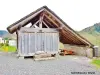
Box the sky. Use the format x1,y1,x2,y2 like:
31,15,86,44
0,0,100,31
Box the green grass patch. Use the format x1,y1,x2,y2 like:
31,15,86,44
91,59,100,68
0,46,17,52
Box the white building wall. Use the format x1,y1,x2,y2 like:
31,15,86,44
9,40,16,46
0,38,2,43
0,37,4,43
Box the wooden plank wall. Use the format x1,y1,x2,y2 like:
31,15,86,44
18,29,59,56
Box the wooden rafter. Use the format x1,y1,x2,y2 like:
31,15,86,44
44,11,61,26
60,30,75,44
43,18,57,28
7,6,93,46
30,20,39,28
42,21,49,28
44,14,59,27
46,10,91,46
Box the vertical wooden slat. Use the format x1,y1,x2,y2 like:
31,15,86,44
50,33,52,52
18,28,59,56
44,33,46,52
35,32,36,53
57,32,59,51
18,32,22,55
21,33,24,54
28,33,30,53
24,33,26,54
52,33,54,51
33,33,35,53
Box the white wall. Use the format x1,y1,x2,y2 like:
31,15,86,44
0,37,4,43
0,37,2,43
9,40,16,46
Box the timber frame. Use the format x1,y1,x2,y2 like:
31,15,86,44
7,6,93,47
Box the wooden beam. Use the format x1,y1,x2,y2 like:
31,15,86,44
20,27,58,33
39,12,44,28
43,21,49,28
8,9,44,33
44,14,83,44
30,20,39,27
63,28,86,45
16,31,18,52
59,30,74,44
43,18,57,28
44,11,61,26
44,10,91,46
44,14,59,28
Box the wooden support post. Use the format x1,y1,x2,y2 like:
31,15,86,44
39,13,44,28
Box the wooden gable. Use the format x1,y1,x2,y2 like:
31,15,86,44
7,6,93,47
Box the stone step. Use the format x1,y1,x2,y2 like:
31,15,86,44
34,53,52,58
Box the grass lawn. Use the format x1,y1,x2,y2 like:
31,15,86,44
0,46,17,52
91,59,100,68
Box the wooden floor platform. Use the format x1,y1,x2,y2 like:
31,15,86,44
18,53,56,61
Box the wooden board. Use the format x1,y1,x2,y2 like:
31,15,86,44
18,28,59,56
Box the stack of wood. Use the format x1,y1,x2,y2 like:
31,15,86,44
59,49,75,56
33,51,56,60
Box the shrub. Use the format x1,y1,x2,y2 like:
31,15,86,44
5,43,9,46
0,43,4,47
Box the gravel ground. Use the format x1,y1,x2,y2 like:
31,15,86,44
0,52,100,75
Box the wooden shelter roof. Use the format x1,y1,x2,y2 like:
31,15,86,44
7,6,93,47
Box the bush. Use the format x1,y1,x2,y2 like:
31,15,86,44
0,43,4,47
5,43,9,46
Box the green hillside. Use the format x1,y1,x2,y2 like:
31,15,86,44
79,32,100,45
79,23,100,46
80,23,100,34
